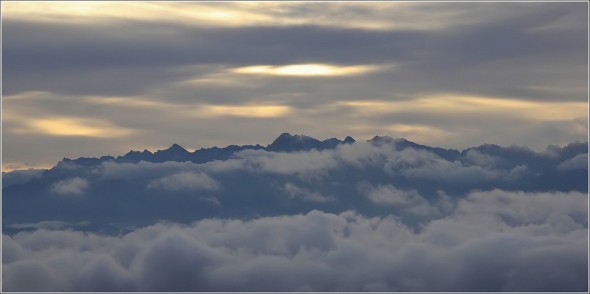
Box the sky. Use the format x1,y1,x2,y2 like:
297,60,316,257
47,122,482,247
2,1,589,171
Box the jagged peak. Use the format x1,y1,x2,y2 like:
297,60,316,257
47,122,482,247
158,143,188,153
271,133,317,145
368,135,402,144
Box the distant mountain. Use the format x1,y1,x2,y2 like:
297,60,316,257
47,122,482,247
55,133,587,175
4,133,587,235
267,133,355,152
61,133,357,166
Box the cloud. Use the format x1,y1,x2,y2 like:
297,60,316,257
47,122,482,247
3,191,587,291
283,183,334,203
197,104,292,118
357,182,443,217
50,177,88,196
383,148,500,184
147,171,219,191
2,3,587,166
557,153,588,170
232,63,387,77
23,117,135,138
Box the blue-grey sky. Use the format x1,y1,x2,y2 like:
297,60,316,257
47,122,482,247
2,1,588,170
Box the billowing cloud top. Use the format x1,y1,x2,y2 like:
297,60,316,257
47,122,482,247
2,2,588,169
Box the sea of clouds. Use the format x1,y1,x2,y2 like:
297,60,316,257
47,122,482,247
3,141,588,291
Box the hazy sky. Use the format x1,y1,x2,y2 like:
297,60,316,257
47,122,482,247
2,1,588,170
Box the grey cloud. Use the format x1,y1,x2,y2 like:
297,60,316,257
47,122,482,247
283,183,334,203
384,148,500,183
50,177,89,196
76,255,136,292
3,191,587,291
357,182,444,218
557,153,588,170
4,4,586,102
456,189,588,228
147,171,219,191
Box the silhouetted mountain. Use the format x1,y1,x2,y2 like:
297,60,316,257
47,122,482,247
191,144,265,164
4,134,587,235
61,133,359,166
151,144,191,163
55,133,587,173
117,149,153,163
267,133,354,152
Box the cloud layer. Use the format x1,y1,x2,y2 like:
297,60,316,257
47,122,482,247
4,188,587,291
2,138,587,291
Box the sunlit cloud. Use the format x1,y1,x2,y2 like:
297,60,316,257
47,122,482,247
2,2,442,30
22,117,135,138
88,96,180,110
340,94,587,121
2,162,52,173
386,123,455,143
232,64,386,77
197,105,292,118
1,2,269,26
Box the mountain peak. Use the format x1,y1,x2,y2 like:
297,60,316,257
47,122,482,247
167,143,187,152
269,133,358,152
344,136,356,144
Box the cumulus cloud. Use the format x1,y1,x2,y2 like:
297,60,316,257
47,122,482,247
50,177,88,196
3,189,587,291
147,171,219,191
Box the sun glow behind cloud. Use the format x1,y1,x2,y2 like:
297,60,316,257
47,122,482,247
232,64,387,77
198,105,292,118
24,118,134,138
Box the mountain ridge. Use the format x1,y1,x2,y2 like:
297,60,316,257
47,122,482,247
53,133,588,170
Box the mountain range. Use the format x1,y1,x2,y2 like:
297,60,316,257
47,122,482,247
57,132,587,169
3,132,587,235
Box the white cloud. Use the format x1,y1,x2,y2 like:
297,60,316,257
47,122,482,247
50,177,88,196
